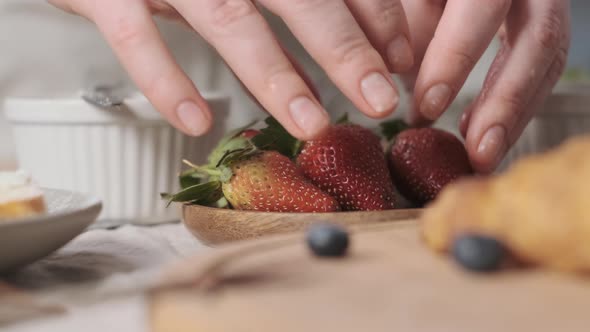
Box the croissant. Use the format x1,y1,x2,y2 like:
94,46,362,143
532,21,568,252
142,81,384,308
421,134,590,272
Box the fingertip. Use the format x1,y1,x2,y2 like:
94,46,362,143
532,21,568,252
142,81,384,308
288,96,331,140
469,157,499,175
175,100,213,137
418,83,452,121
467,124,508,174
405,103,432,127
360,72,400,118
466,147,495,175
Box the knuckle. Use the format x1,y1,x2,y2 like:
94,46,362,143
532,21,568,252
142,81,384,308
546,48,568,84
372,0,405,26
110,17,146,49
143,69,177,99
331,34,380,67
263,63,298,92
532,8,563,50
446,46,478,74
496,90,527,115
209,0,256,30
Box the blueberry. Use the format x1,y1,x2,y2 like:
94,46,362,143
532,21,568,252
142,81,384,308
452,234,506,272
306,223,349,257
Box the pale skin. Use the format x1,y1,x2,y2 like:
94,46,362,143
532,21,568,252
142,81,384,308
49,0,570,173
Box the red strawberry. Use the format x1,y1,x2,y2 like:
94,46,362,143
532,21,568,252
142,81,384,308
165,128,341,213
388,127,474,205
222,151,340,212
296,124,396,211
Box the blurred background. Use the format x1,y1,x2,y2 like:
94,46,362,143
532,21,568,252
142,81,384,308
0,0,588,169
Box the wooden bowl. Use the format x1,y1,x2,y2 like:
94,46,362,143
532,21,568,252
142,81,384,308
182,205,423,245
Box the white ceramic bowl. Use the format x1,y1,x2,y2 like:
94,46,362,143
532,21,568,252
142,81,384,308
0,188,102,272
3,93,230,225
498,87,590,171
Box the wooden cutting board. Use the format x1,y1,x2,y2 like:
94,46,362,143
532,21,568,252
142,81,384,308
150,220,590,332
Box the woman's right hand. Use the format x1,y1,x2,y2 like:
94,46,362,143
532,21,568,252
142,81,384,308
49,0,413,140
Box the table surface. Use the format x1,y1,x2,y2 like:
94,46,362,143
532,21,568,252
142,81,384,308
151,221,590,332
2,222,209,332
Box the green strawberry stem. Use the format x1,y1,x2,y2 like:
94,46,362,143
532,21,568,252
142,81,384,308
163,121,271,209
182,159,223,177
335,112,350,124
162,180,224,207
182,159,201,169
179,168,209,178
252,113,355,159
380,118,410,141
205,119,260,167
251,117,302,159
179,170,204,189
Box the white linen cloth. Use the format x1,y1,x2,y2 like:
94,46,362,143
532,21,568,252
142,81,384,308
4,222,206,332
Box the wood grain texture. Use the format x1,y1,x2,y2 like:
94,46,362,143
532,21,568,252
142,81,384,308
182,204,423,245
151,221,590,332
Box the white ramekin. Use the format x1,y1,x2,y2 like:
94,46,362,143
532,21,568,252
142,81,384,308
498,86,590,171
3,93,230,225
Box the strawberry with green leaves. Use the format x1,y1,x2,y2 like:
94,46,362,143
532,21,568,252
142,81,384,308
254,116,397,211
221,150,341,212
163,125,340,213
381,119,474,206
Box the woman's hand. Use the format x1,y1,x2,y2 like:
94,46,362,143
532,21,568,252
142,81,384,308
50,0,571,174
401,0,571,173
49,0,414,140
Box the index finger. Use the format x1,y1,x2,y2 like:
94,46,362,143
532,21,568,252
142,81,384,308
412,0,511,121
88,0,213,136
262,0,401,118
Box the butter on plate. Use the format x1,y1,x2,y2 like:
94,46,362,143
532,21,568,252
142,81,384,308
0,170,46,220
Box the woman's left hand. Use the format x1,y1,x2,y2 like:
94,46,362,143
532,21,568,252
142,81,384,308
401,0,571,173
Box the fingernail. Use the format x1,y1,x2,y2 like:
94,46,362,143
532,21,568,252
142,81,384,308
477,125,507,168
387,36,414,71
420,83,452,120
176,101,209,136
289,96,329,137
361,72,399,114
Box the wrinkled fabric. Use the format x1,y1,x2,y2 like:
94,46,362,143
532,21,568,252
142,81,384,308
2,222,205,332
